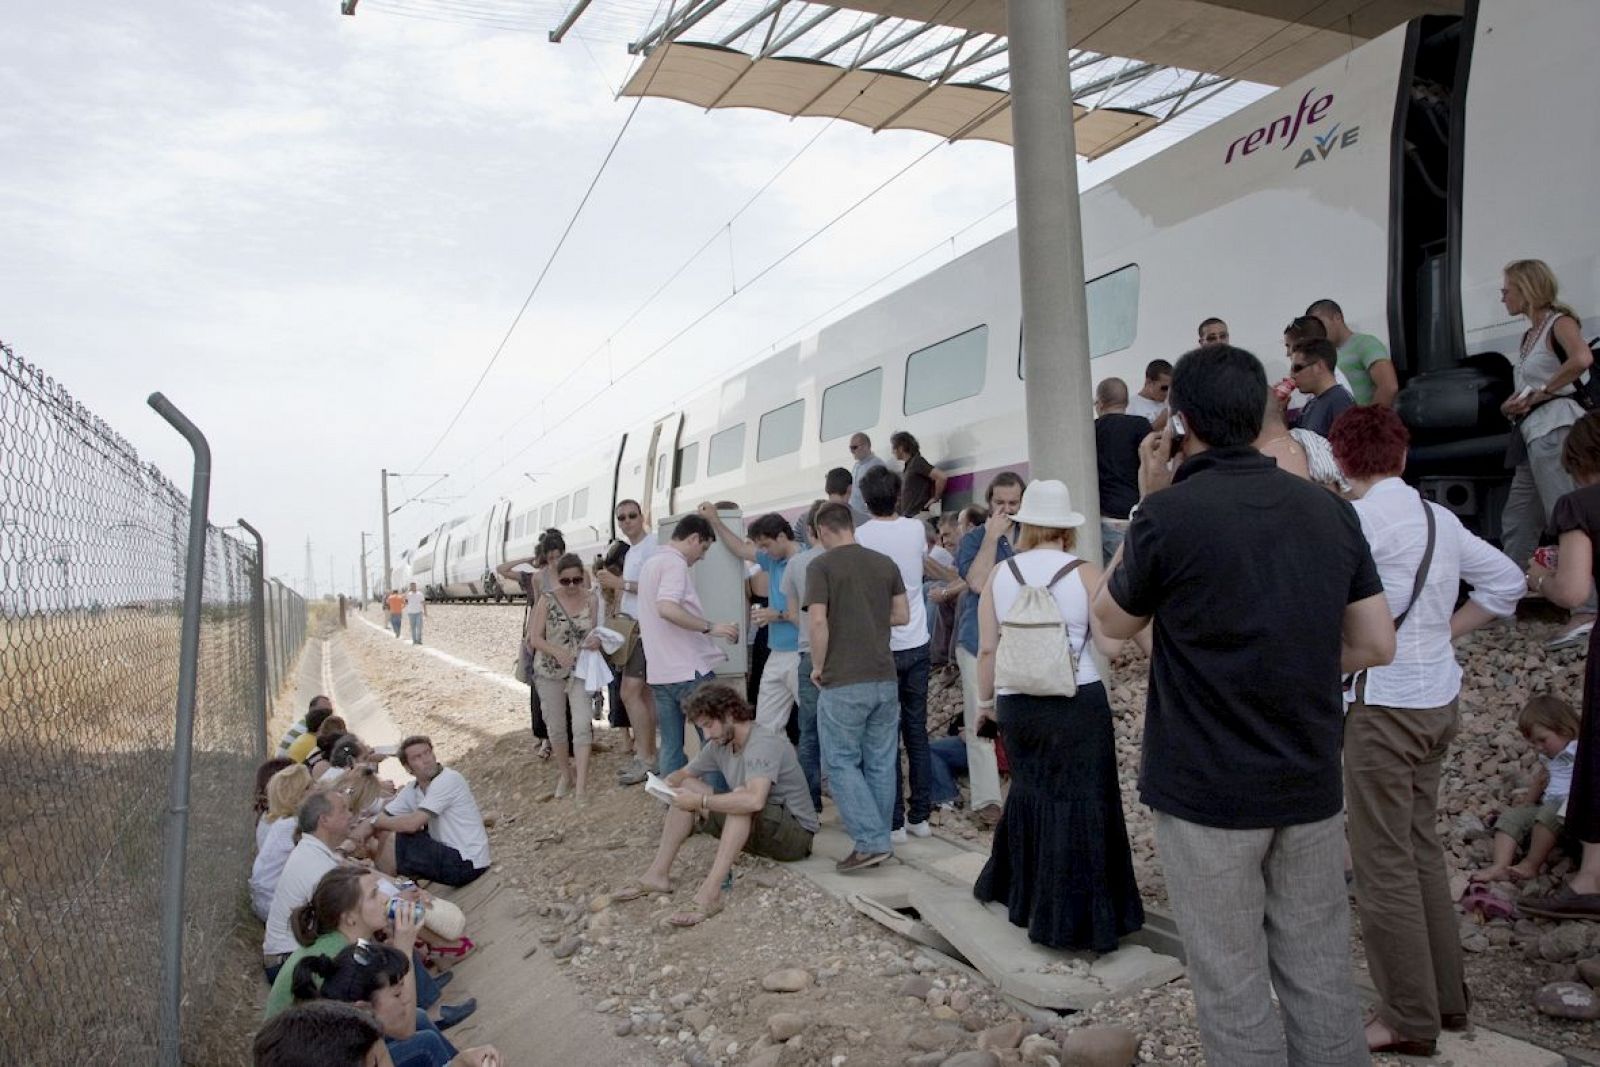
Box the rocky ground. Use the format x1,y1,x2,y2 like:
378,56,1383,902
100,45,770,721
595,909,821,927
338,602,1600,1065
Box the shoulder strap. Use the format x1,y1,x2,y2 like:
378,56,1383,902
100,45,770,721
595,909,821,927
1005,556,1026,586
1044,559,1086,590
1392,499,1437,631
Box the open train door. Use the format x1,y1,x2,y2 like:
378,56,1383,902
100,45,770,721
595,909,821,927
646,413,683,528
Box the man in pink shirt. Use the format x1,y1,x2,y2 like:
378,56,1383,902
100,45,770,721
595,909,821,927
638,514,740,774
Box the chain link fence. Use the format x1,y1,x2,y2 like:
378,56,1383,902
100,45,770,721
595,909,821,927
0,341,308,1064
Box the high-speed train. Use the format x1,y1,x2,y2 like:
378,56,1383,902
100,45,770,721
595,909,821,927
396,0,1598,600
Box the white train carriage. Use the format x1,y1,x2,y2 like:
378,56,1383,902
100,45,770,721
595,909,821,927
417,0,1597,600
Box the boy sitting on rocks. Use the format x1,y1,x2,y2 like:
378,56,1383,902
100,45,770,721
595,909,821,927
1472,695,1581,884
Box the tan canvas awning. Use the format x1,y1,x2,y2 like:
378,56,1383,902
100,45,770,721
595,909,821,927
622,41,1159,154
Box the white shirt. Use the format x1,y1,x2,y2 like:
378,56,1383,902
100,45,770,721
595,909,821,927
1546,740,1580,804
263,834,341,955
250,816,298,922
1126,393,1166,421
387,767,490,869
930,545,955,568
620,532,658,617
988,548,1101,692
855,516,931,650
1351,478,1523,708
404,591,425,615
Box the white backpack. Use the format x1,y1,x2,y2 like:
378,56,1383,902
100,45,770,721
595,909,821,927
994,557,1086,698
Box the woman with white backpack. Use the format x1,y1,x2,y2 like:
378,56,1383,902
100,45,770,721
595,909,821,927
972,479,1144,953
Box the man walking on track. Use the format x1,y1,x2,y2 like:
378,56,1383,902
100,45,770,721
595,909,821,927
404,582,427,645
385,589,404,638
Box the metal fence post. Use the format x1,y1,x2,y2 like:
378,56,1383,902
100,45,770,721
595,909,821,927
147,393,211,1067
237,519,269,759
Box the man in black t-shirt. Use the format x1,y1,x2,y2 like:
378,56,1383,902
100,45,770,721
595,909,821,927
1093,377,1152,564
1290,337,1355,438
1093,344,1395,1067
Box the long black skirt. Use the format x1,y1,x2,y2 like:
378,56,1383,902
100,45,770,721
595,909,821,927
973,682,1144,953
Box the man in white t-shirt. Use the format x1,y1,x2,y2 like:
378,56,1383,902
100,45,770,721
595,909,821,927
374,735,490,887
853,465,934,843
403,582,427,645
262,790,351,967
596,499,660,785
1126,359,1172,425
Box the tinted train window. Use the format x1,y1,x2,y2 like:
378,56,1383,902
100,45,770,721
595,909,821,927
540,503,554,529
572,488,588,519
707,424,746,476
1017,264,1140,377
821,368,882,441
678,442,700,486
555,496,570,526
905,326,987,415
758,400,805,462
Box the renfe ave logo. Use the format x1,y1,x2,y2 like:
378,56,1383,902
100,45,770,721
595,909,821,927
1225,88,1360,168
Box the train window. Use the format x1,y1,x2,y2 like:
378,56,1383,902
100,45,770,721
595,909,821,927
656,453,669,491
904,326,988,415
1016,264,1140,377
540,502,554,529
555,496,570,526
707,424,746,477
572,488,588,519
820,367,882,441
678,442,700,486
757,400,805,462
513,516,523,539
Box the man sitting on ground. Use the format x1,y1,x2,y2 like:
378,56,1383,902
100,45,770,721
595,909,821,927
277,696,334,761
616,682,817,925
253,1000,387,1067
372,736,490,887
263,790,352,978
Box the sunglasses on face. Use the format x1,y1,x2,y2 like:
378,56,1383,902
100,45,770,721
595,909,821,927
1290,362,1313,374
558,575,585,586
617,512,640,521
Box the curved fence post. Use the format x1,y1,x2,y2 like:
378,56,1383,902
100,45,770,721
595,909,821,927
238,519,269,759
147,393,211,1067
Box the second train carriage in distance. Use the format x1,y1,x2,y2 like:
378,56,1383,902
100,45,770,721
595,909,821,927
409,0,1598,601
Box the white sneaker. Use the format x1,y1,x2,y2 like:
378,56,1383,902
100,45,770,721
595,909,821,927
890,827,908,844
907,820,932,838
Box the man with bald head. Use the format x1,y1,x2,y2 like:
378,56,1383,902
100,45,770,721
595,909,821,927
847,434,886,524
1095,377,1151,564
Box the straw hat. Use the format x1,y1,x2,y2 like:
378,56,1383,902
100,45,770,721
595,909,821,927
1010,479,1086,529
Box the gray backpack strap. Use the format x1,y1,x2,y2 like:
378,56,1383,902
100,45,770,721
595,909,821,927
1044,560,1086,591
1005,556,1026,586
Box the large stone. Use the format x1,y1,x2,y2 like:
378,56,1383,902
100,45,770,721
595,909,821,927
1538,923,1590,962
898,975,936,999
1020,1033,1064,1064
1533,981,1600,1021
762,968,813,993
908,1025,963,1052
552,936,582,960
1578,957,1600,989
767,1012,807,1042
1062,1026,1140,1067
978,1021,1027,1051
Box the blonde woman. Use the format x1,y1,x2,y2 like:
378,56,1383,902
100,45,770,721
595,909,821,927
530,552,606,806
1499,258,1596,648
250,763,313,921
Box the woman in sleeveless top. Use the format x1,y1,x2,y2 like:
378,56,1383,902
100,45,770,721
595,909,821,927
1521,413,1600,921
971,479,1143,953
1499,259,1596,648
530,552,605,806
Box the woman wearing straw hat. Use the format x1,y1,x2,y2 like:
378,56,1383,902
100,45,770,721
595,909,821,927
972,479,1144,952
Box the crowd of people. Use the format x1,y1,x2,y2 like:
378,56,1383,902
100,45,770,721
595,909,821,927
254,257,1599,1065
250,705,501,1067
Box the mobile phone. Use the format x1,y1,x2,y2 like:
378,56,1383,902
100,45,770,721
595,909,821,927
1168,413,1187,455
976,717,999,740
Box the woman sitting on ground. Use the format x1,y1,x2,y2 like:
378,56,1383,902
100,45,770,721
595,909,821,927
307,717,350,781
972,479,1144,953
529,552,606,807
292,941,500,1067
251,763,315,921
253,1001,387,1067
254,756,295,851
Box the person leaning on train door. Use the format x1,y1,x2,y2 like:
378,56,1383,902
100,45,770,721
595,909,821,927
636,513,739,776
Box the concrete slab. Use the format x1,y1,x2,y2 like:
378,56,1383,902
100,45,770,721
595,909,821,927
848,893,963,959
1398,1026,1566,1067
909,885,1183,1011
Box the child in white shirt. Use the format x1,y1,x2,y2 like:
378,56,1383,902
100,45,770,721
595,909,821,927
1472,694,1581,883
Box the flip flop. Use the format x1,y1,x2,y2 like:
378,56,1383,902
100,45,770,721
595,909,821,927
666,899,724,927
614,882,672,902
1459,885,1515,922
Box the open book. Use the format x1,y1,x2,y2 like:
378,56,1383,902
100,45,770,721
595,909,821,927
645,772,679,805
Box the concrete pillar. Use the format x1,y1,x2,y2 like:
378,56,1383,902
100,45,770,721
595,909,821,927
380,468,392,596
1007,0,1100,563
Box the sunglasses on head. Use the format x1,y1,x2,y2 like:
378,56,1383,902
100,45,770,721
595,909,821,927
352,938,376,966
558,575,585,586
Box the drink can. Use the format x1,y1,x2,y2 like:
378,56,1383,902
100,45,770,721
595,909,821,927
1272,377,1296,403
1533,545,1559,571
387,897,426,926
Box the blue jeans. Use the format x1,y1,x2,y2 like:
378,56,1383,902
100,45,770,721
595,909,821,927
412,949,442,1008
407,612,423,644
387,1011,457,1067
796,652,822,810
891,643,932,829
389,612,402,637
1101,518,1128,566
928,736,966,807
653,674,712,778
819,679,899,855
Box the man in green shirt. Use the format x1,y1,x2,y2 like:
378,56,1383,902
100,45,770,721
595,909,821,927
1308,298,1397,407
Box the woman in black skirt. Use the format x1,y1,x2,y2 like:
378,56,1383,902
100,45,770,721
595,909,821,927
1522,412,1600,918
972,479,1143,952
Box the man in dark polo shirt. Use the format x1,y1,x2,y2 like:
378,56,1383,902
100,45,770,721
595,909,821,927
805,501,909,873
1093,376,1151,564
1093,344,1395,1067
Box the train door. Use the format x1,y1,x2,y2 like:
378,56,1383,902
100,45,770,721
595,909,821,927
480,500,510,600
647,413,683,526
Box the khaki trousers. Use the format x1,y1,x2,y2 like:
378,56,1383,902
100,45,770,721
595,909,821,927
1344,696,1466,1041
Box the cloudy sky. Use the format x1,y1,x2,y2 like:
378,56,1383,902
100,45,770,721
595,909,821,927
2,0,1263,595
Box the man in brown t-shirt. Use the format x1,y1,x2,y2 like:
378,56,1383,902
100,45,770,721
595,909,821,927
384,589,405,638
805,502,908,872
